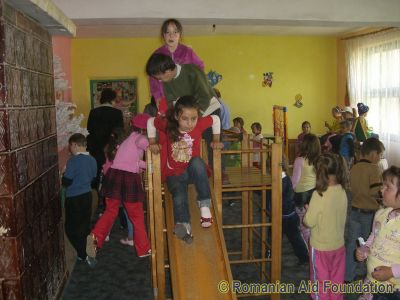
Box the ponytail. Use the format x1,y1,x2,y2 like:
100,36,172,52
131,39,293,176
315,153,349,196
315,159,329,196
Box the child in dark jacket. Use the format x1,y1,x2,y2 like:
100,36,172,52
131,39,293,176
282,158,309,265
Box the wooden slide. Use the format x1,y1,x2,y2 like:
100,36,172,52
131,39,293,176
163,184,236,300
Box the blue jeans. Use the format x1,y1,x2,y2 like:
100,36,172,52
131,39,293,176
123,208,134,239
166,157,211,224
344,208,375,281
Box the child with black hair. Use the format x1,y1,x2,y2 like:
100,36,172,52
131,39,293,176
147,96,223,244
295,121,311,157
304,153,349,300
86,114,151,262
62,133,97,266
146,53,221,169
345,137,385,282
356,166,400,300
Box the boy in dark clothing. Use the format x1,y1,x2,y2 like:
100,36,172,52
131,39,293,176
145,53,223,172
62,133,97,266
345,137,385,282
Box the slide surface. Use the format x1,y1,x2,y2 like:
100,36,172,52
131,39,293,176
164,185,236,300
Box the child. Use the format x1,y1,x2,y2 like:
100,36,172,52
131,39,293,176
62,134,97,265
338,120,355,168
232,117,247,134
251,122,263,167
225,117,245,168
281,156,309,265
120,114,151,247
86,114,151,261
341,106,354,122
304,153,349,300
149,18,204,108
295,121,311,157
145,53,220,168
147,96,223,244
324,106,343,133
292,134,321,245
214,88,231,131
353,102,374,142
356,166,400,300
344,137,385,282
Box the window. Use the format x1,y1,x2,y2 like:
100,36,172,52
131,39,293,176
346,29,400,166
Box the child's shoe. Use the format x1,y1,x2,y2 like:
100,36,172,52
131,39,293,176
120,238,134,246
200,206,213,228
174,223,193,244
138,249,151,258
85,256,97,268
86,234,97,259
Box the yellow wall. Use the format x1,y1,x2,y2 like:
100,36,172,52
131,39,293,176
71,35,337,138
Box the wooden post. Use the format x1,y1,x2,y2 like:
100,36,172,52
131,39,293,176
213,148,223,221
271,143,282,300
150,151,166,299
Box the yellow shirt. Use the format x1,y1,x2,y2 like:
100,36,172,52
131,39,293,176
304,185,347,251
366,208,400,289
294,158,316,193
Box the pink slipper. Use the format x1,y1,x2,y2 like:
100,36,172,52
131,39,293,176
200,216,213,228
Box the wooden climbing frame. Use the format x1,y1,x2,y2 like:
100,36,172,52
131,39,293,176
213,132,282,299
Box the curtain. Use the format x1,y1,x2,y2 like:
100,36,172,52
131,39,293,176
346,29,400,167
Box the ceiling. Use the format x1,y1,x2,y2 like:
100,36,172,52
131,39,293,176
11,0,400,37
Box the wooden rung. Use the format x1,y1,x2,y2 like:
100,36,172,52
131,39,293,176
230,258,272,264
223,223,272,229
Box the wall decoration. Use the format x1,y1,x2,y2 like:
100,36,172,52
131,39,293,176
294,94,303,108
262,72,273,87
90,79,138,125
207,70,223,87
56,101,88,151
54,54,87,151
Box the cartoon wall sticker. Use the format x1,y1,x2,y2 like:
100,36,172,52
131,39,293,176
207,70,223,87
262,72,273,87
294,94,303,108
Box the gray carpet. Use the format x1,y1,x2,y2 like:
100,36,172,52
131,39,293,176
61,195,362,300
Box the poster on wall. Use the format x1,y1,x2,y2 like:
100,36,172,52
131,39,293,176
90,78,138,115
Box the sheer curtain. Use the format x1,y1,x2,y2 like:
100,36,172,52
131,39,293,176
346,29,400,167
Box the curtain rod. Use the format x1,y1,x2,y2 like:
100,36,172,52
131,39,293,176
340,27,397,41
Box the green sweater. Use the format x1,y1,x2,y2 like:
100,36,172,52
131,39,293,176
164,64,217,115
304,185,347,251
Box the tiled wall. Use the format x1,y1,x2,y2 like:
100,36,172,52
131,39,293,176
0,2,65,299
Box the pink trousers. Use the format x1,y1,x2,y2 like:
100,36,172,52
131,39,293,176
92,198,150,257
310,246,346,300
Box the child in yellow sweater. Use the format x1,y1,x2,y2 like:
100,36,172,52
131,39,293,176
304,153,349,300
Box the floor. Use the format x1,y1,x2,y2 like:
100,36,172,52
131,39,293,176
60,193,362,300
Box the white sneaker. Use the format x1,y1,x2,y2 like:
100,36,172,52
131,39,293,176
138,249,151,258
120,238,134,246
105,235,110,242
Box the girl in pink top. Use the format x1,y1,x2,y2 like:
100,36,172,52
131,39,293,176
86,114,152,261
150,18,204,109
